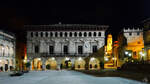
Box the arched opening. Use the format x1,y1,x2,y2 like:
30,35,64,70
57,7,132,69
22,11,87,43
74,57,85,70
5,60,9,71
45,57,57,70
61,57,72,69
32,58,42,70
89,57,100,70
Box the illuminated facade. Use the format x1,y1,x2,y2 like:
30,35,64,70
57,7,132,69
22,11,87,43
143,18,150,61
104,34,115,69
0,30,16,72
26,24,108,70
123,28,144,60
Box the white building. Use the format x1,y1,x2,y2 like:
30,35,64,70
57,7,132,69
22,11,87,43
26,24,108,70
123,28,144,60
0,30,16,72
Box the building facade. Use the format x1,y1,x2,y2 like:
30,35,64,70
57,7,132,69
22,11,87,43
26,24,108,70
143,18,150,61
0,30,16,72
123,28,144,60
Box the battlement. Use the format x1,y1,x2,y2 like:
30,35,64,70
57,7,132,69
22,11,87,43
123,27,143,32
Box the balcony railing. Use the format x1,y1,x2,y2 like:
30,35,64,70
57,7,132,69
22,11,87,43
27,53,92,57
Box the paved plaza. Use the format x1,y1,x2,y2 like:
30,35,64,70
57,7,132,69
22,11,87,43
0,70,146,84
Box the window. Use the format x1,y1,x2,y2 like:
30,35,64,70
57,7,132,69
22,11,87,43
98,32,101,36
93,46,97,53
69,32,72,37
78,46,83,54
35,46,39,53
50,32,53,37
63,46,68,54
45,32,48,37
60,32,63,37
31,32,33,37
129,33,132,36
137,32,140,35
55,32,58,37
41,32,43,37
89,32,91,37
94,32,96,37
49,46,54,54
65,32,67,37
84,32,87,37
35,32,38,37
74,32,77,37
79,32,82,37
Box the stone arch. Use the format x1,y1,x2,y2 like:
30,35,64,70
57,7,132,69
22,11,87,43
45,57,57,70
89,57,100,70
74,57,85,70
31,58,42,70
61,57,72,69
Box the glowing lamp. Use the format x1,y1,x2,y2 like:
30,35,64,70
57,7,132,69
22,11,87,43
78,57,82,61
65,57,69,60
128,53,132,57
125,51,128,55
90,57,95,61
51,57,55,60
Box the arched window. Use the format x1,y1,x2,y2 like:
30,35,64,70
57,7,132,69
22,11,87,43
41,32,43,37
31,32,33,37
50,32,53,37
98,32,101,36
60,32,63,37
55,32,58,37
79,32,82,37
69,32,72,37
84,32,87,37
35,32,38,37
78,65,80,68
90,64,92,68
89,32,91,37
74,32,77,37
65,32,67,37
94,32,96,37
94,64,97,68
45,32,48,37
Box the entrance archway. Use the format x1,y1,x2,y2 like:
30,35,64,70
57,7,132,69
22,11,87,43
45,57,57,70
32,58,42,70
89,57,100,70
61,57,72,69
75,57,85,70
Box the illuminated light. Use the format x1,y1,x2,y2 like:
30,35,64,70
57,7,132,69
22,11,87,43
131,60,134,62
104,57,109,61
90,57,95,61
78,57,82,61
51,57,55,60
112,57,116,60
38,58,41,61
65,57,69,60
128,53,132,57
125,51,128,55
139,51,142,55
0,60,1,62
142,53,145,57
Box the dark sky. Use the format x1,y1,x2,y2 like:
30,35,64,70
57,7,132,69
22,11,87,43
0,0,150,41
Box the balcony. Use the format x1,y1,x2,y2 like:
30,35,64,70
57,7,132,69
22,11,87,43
27,53,92,57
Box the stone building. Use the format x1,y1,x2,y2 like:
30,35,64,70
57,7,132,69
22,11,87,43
0,30,16,72
123,28,144,60
26,24,108,70
143,18,150,61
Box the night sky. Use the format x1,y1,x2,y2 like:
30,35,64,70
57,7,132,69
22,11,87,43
0,0,150,41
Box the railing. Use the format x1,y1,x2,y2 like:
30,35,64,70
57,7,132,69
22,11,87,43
28,53,92,57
